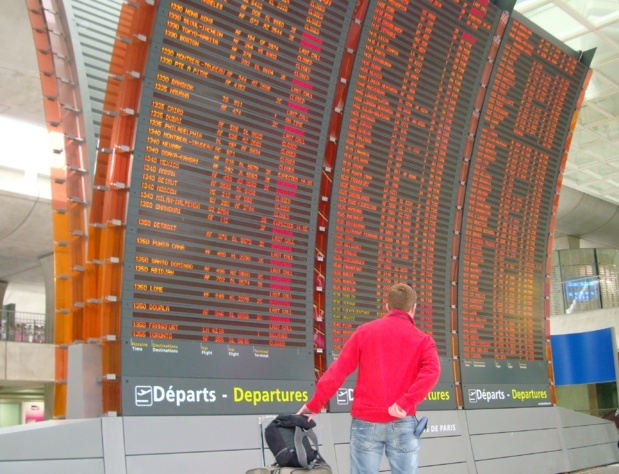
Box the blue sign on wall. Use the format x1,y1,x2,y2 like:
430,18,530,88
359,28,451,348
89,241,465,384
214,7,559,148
551,328,617,386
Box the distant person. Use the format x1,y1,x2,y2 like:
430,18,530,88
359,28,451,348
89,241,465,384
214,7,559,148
297,283,440,474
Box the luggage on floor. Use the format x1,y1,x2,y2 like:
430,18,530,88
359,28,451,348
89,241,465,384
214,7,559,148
245,414,332,474
246,466,332,473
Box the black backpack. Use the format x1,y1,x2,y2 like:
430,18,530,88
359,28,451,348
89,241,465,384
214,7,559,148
264,414,326,469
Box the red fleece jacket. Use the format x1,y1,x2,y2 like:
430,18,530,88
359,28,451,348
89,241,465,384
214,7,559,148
306,309,440,422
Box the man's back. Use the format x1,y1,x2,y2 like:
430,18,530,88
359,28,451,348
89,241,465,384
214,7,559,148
347,310,439,422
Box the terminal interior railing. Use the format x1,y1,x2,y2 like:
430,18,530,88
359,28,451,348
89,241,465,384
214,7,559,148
0,310,51,344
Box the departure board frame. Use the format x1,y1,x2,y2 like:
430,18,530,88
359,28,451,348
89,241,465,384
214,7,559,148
101,0,594,416
457,11,591,409
120,0,357,416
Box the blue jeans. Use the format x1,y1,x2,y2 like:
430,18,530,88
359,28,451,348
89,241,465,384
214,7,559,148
350,416,420,474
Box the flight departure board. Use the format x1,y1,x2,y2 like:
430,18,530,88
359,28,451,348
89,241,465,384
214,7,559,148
458,13,589,409
120,0,356,415
110,0,592,416
324,0,502,411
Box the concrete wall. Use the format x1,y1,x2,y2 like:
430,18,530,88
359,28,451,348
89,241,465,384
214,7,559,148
0,407,616,473
550,307,619,336
0,342,54,383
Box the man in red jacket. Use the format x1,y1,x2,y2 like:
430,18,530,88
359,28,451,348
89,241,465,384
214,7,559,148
297,283,440,474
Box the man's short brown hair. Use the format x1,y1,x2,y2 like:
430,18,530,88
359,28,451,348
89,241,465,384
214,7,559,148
387,283,417,312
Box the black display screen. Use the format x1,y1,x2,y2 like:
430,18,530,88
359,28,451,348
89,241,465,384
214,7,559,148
458,14,589,408
324,0,502,411
121,0,356,415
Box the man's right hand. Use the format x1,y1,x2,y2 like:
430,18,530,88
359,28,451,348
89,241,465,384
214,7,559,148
296,404,317,421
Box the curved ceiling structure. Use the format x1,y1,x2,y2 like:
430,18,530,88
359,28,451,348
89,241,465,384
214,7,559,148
556,186,619,248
